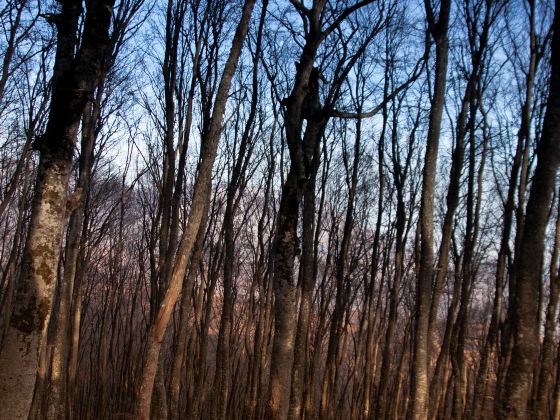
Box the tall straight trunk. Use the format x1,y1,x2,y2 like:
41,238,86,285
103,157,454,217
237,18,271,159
153,0,191,321
320,116,358,419
46,0,139,406
267,4,325,414
289,112,332,420
554,342,560,420
169,206,208,419
244,116,276,420
411,1,450,418
427,118,464,415
496,1,541,408
47,82,101,420
362,110,386,419
189,244,223,419
211,161,241,420
376,200,406,419
0,1,114,418
67,246,85,413
500,2,560,416
267,167,301,420
135,3,255,416
167,8,207,415
472,98,523,420
534,189,560,418
427,58,483,346
267,2,377,416
304,146,334,420
429,257,461,419
213,5,265,416
375,77,402,419
288,168,317,420
99,208,123,420
452,100,487,419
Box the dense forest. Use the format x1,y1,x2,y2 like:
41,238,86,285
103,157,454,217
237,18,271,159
0,0,559,419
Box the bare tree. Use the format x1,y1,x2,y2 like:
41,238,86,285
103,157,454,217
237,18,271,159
501,0,560,417
135,1,256,417
0,1,116,417
410,0,451,418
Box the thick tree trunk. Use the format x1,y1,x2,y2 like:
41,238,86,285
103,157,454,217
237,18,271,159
267,8,324,415
534,191,560,418
288,174,316,420
267,168,301,420
496,3,540,407
500,2,560,416
0,1,114,418
47,86,100,420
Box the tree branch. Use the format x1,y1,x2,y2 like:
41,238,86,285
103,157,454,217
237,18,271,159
322,0,376,39
289,0,310,17
329,49,427,119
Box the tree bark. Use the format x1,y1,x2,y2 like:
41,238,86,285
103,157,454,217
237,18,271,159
501,2,560,416
410,1,450,418
0,1,114,418
533,189,560,418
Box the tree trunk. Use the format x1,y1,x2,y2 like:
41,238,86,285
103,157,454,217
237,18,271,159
135,2,255,416
47,84,100,420
0,1,114,418
288,170,317,420
410,1,450,418
534,190,560,418
501,3,560,416
169,211,207,419
267,167,301,420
